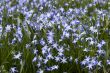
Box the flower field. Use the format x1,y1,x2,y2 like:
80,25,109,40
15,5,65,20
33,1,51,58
0,0,110,73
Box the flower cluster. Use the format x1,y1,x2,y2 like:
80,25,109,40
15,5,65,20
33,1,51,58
0,0,110,73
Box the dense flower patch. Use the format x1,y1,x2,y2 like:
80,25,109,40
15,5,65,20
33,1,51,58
0,0,110,73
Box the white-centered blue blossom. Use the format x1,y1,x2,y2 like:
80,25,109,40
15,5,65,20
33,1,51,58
10,67,18,73
83,48,90,52
5,25,11,32
86,63,93,70
85,56,91,63
97,61,102,67
107,60,110,65
81,60,87,66
61,57,67,63
101,40,106,45
55,56,60,62
90,26,98,33
47,53,53,59
43,58,48,64
32,57,37,62
13,52,22,60
97,43,102,49
37,69,44,73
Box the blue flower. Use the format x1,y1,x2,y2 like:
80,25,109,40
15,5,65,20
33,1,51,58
5,25,11,32
10,67,18,73
61,57,67,63
107,60,110,65
86,63,93,70
37,69,44,73
15,26,23,42
13,52,22,60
